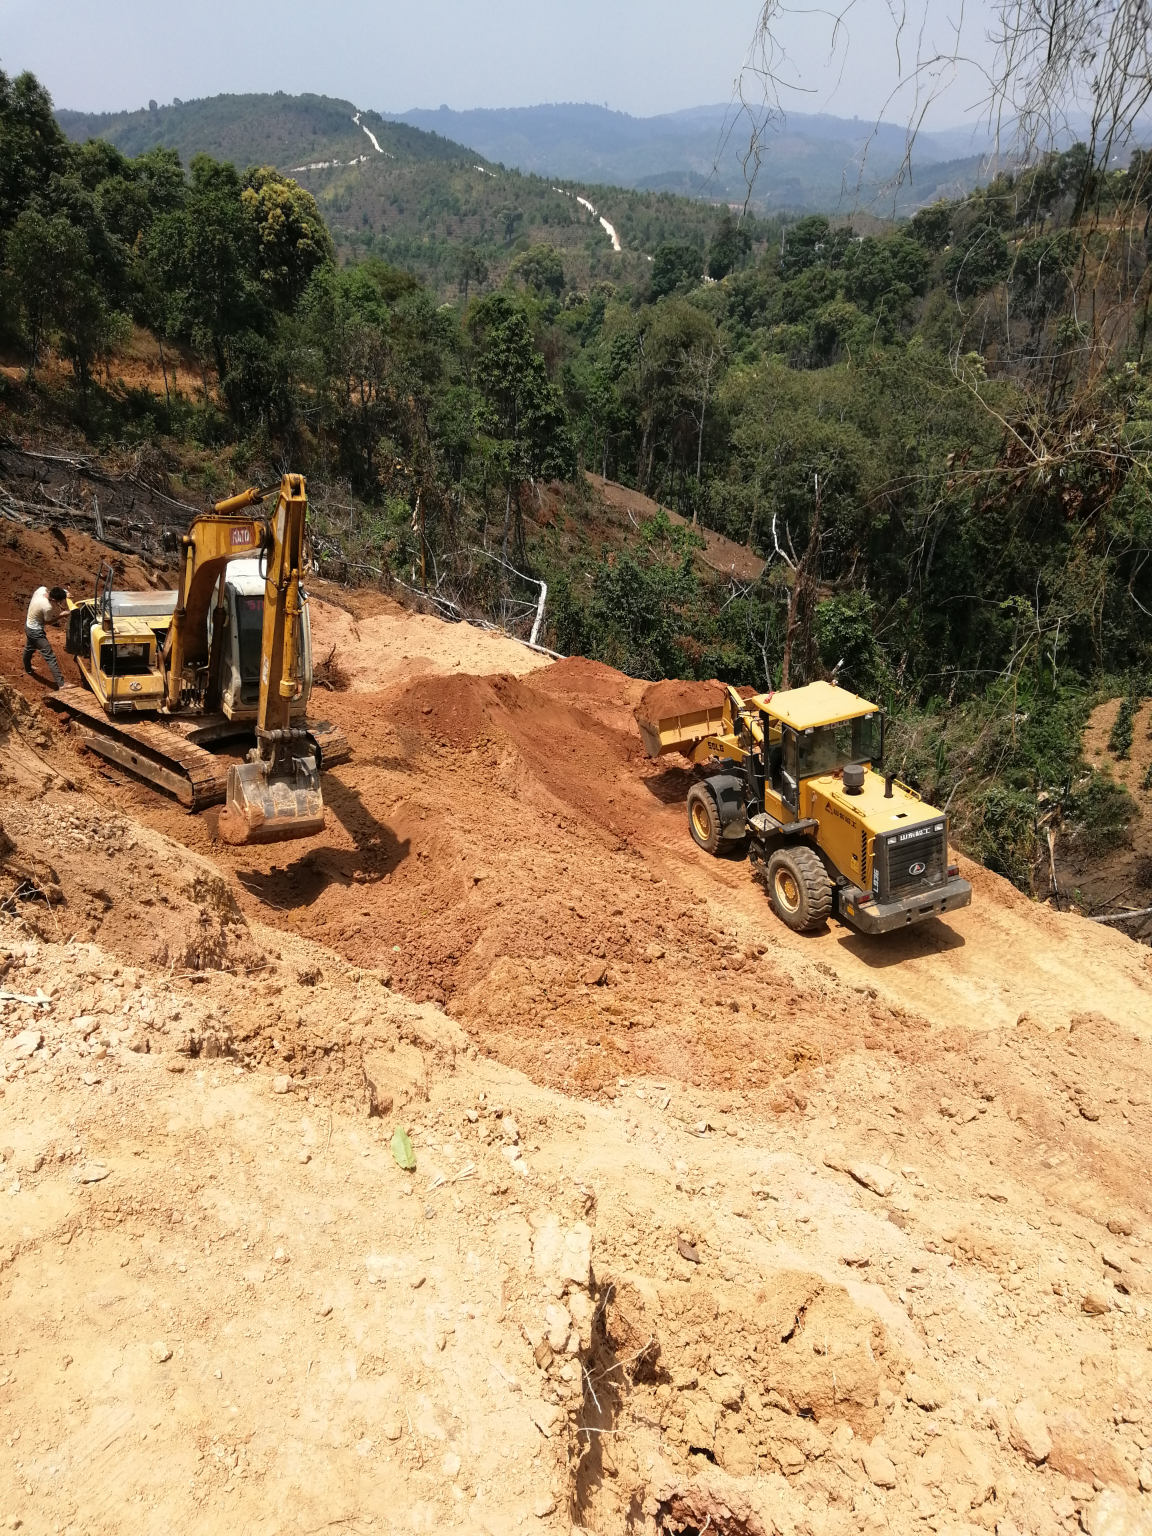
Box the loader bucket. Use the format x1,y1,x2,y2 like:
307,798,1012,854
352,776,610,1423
217,754,325,845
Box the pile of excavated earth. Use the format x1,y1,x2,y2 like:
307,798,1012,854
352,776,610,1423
3,518,1152,1536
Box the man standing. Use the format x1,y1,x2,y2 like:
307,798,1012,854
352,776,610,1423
23,584,69,688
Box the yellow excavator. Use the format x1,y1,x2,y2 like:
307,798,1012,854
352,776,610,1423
51,473,346,845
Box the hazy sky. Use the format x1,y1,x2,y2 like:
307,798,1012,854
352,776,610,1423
3,0,996,126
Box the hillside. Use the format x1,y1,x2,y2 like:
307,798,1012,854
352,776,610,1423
5,525,1152,1532
56,92,471,172
5,55,1152,1536
57,90,989,220
54,90,768,294
12,65,1152,920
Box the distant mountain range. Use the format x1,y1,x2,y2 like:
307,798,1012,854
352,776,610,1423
390,102,994,212
58,92,994,214
54,92,740,299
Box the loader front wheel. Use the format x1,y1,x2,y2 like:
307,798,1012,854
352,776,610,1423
686,783,722,855
766,846,832,932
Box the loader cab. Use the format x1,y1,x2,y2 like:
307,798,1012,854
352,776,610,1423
208,558,313,721
750,681,883,824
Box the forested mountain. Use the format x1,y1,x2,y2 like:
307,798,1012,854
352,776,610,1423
56,94,468,175
57,90,987,219
5,65,1152,905
394,102,989,212
55,89,776,297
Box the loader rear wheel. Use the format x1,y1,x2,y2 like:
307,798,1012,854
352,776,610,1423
766,846,832,932
686,783,722,855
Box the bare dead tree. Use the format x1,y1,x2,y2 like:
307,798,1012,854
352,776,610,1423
780,474,824,689
729,0,1152,213
988,0,1152,191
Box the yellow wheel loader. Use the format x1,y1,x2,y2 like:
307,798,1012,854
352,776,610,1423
49,474,348,845
638,679,971,935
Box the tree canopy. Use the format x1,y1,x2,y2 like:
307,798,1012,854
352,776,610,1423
3,68,1152,895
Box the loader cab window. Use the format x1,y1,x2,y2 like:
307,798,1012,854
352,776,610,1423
796,712,881,778
762,712,783,792
781,727,800,814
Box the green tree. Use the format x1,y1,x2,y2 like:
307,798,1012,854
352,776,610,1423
583,365,631,478
495,204,524,243
650,240,704,299
454,243,488,308
469,292,575,558
241,166,333,310
816,591,886,697
509,242,565,298
943,225,1010,297
0,69,67,235
299,258,451,492
146,155,263,386
707,207,752,280
840,235,930,314
909,202,953,254
779,215,830,278
5,208,85,373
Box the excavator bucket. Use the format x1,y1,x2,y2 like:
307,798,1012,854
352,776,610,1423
217,753,325,845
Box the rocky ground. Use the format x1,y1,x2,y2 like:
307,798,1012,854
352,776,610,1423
3,533,1152,1536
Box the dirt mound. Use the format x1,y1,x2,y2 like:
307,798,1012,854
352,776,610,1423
2,793,260,973
44,587,1152,1108
304,586,549,695
1,677,259,972
7,909,1152,1536
387,666,640,799
389,668,502,749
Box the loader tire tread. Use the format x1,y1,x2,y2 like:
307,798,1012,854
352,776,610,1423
766,845,833,932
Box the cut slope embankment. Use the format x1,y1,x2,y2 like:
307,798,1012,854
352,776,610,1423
5,648,1152,1535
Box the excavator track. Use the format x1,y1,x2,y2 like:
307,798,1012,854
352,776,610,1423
46,689,350,809
45,686,229,810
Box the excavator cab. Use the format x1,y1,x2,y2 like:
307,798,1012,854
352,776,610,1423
206,558,314,719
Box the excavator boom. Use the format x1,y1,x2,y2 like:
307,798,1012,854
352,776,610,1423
212,475,326,845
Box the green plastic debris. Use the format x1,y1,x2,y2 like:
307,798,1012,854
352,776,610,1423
390,1127,416,1171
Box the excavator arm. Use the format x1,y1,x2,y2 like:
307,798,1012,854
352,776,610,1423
205,475,325,845
164,503,264,711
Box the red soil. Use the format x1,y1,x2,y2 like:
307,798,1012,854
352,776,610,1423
635,677,728,729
